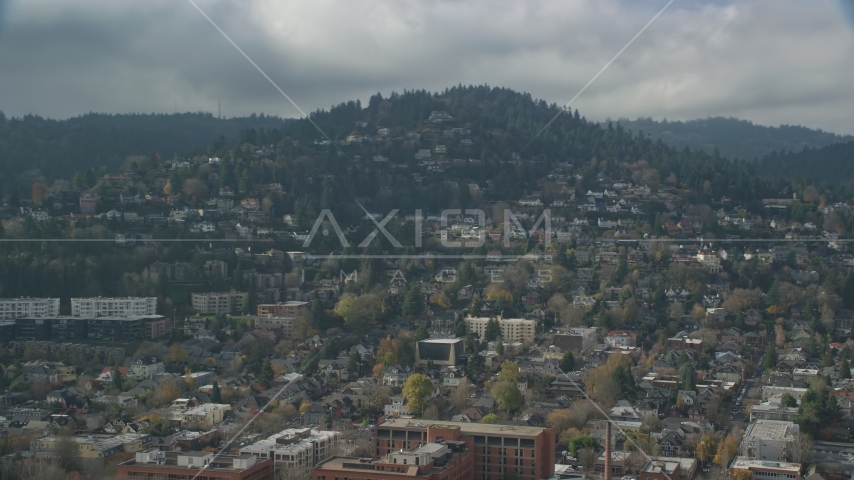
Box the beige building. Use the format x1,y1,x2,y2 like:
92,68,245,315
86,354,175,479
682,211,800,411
179,403,232,429
192,292,245,314
31,433,151,460
255,316,297,338
464,316,536,343
257,301,309,318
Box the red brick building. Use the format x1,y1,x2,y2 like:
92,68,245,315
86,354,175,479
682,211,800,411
117,450,272,480
667,336,704,353
639,460,680,480
373,419,555,480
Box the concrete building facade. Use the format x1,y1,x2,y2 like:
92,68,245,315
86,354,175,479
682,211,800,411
0,298,60,320
240,428,341,473
71,297,157,317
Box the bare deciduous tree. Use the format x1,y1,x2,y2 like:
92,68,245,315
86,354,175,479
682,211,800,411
578,447,598,478
450,380,472,409
786,433,814,466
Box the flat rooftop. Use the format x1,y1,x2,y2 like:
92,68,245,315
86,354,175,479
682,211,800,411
379,418,548,437
418,338,462,344
730,457,801,473
121,453,259,472
744,420,796,440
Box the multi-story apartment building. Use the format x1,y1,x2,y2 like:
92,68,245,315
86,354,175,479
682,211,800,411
87,316,145,342
740,420,798,461
240,428,341,472
192,292,245,314
131,357,165,379
0,298,60,320
71,297,157,317
118,450,272,480
255,316,297,338
463,317,536,343
257,301,309,318
142,316,173,339
373,419,555,480
553,327,599,355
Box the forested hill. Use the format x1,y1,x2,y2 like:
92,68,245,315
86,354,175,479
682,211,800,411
617,116,853,161
0,112,291,184
758,141,854,184
243,86,780,213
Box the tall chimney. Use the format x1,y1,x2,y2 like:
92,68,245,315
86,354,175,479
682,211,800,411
604,422,612,480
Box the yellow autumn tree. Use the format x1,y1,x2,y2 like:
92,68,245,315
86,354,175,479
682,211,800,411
498,360,520,383
732,469,753,480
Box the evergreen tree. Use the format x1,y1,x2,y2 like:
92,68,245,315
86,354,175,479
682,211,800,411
470,295,482,316
495,338,505,356
841,358,851,380
310,298,325,328
414,325,429,342
243,275,257,314
233,262,243,290
113,366,124,392
763,345,778,372
248,345,264,374
402,284,425,318
677,362,696,391
560,351,576,372
455,321,468,338
347,349,360,375
485,318,501,341
767,280,781,307
211,381,222,403
257,359,274,388
844,274,854,310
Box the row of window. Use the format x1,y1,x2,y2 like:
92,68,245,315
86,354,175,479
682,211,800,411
753,472,797,479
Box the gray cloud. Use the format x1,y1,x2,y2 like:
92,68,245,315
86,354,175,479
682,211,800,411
1,0,853,134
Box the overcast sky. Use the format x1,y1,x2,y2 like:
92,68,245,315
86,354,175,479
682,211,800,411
1,0,853,133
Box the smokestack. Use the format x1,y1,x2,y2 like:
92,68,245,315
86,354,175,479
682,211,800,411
604,422,612,480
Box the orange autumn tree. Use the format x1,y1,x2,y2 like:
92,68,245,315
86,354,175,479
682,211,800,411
373,364,386,381
31,182,49,206
377,337,399,367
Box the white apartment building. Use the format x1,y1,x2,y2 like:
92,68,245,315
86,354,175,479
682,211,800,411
191,292,245,314
464,316,536,343
741,420,799,461
255,316,296,338
605,330,637,348
71,297,157,317
240,428,340,471
0,298,60,320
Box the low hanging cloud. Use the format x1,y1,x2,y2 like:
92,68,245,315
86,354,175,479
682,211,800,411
0,0,853,134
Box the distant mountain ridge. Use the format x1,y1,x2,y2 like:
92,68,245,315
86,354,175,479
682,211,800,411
617,116,853,161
